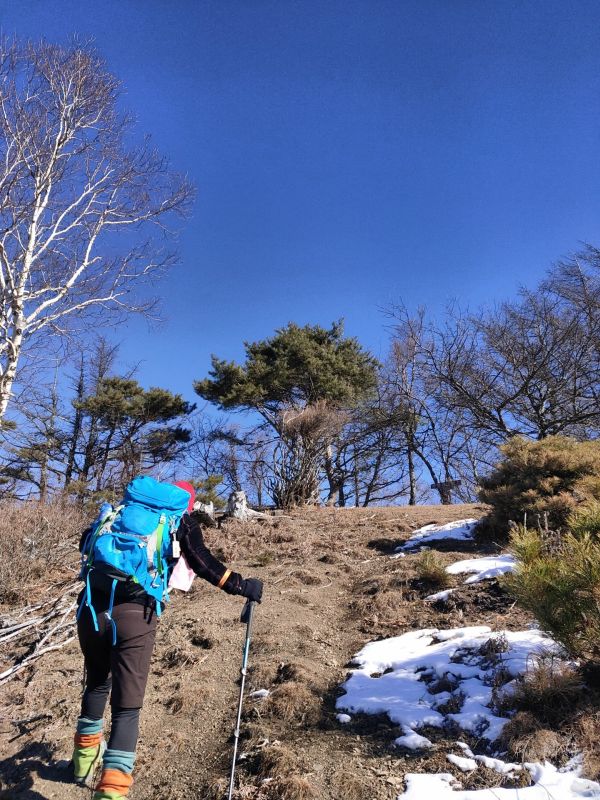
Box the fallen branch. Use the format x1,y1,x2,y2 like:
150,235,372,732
0,582,80,686
0,636,75,684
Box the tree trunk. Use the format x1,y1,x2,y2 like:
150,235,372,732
64,359,85,489
226,491,269,521
407,445,416,505
353,446,360,507
0,310,24,424
95,427,116,492
324,444,337,506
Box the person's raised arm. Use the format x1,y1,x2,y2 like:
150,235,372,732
178,514,263,602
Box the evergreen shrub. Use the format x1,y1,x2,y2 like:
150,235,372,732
477,435,600,543
505,513,600,664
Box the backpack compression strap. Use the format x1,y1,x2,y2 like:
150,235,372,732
76,569,99,633
77,507,118,633
153,515,169,617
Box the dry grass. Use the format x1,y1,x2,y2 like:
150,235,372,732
479,634,510,660
415,550,452,589
348,568,415,634
190,632,214,649
576,714,600,780
251,551,276,567
205,778,228,799
498,657,590,764
161,644,199,668
248,662,277,691
255,745,299,778
164,694,184,715
264,682,321,725
0,499,85,604
207,517,302,565
291,569,321,586
501,658,584,725
264,775,317,800
329,771,371,800
500,711,564,761
275,661,312,686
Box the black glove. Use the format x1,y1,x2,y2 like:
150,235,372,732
241,577,263,603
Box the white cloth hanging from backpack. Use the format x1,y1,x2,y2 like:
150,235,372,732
168,553,196,592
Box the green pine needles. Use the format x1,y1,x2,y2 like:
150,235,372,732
506,504,600,665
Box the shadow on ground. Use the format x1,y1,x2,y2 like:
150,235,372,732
0,740,71,799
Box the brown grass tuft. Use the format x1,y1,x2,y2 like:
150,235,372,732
330,770,371,800
501,712,563,761
292,569,321,586
275,661,314,687
576,714,600,780
504,659,584,725
264,775,317,800
256,745,299,778
479,634,510,660
265,682,320,725
349,589,410,632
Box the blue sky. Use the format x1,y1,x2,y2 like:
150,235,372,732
3,0,600,406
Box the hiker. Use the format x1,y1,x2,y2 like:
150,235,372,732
71,478,263,799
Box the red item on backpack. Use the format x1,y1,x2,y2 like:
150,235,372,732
174,481,195,512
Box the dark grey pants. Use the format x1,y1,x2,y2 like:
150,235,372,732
77,601,157,751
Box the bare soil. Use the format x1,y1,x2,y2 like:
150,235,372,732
0,503,546,799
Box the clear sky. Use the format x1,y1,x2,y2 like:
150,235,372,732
3,0,600,406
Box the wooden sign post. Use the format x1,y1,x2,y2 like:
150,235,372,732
430,479,462,504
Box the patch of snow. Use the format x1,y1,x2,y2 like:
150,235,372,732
336,626,559,749
446,554,517,584
336,713,351,724
474,754,520,775
447,754,478,772
396,519,479,552
249,689,270,699
395,729,433,750
425,589,457,602
397,763,600,798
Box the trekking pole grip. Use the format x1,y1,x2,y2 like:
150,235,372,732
240,599,255,626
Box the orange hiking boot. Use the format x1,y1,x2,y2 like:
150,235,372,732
93,768,133,799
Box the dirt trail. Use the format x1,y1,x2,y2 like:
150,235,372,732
0,504,492,799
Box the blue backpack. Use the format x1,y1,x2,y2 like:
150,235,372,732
77,476,191,642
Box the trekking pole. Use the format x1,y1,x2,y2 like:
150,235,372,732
226,599,255,800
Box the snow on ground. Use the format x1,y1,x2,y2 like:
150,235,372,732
395,519,478,552
337,626,558,746
446,554,517,584
425,555,517,600
397,766,600,799
337,626,600,798
249,689,270,699
425,588,457,602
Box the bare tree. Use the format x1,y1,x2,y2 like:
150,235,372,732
422,293,600,442
0,38,193,422
387,306,491,503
